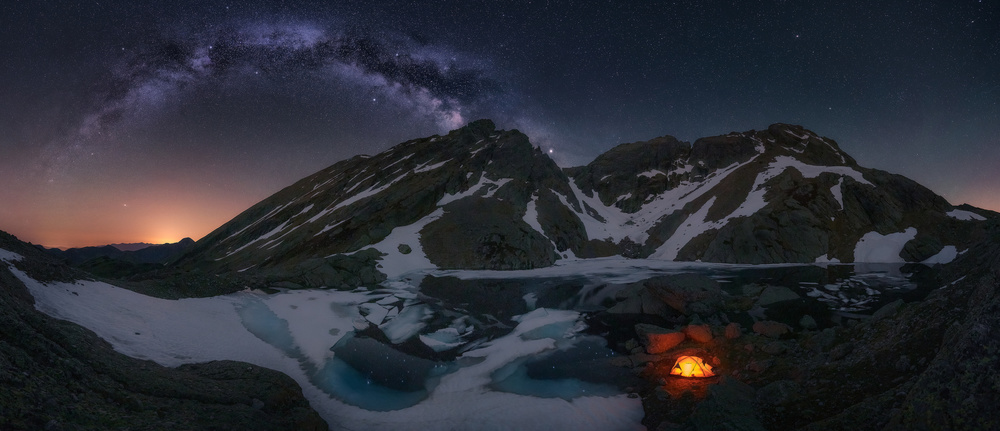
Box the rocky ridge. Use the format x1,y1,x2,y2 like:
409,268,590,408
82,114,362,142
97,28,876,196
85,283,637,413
168,120,992,290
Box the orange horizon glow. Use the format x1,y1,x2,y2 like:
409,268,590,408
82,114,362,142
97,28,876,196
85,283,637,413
2,180,263,250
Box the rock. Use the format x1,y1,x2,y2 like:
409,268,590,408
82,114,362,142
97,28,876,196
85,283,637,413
757,380,802,406
683,324,714,343
742,284,765,297
756,285,800,306
894,355,911,372
271,280,303,289
747,360,772,373
635,323,686,354
799,314,818,330
872,299,904,322
808,328,836,352
397,243,412,254
725,322,742,339
252,398,265,410
606,283,671,315
828,342,854,360
687,376,766,431
643,274,723,315
607,289,644,314
762,341,788,355
900,235,944,262
422,197,559,270
752,320,792,339
655,386,671,401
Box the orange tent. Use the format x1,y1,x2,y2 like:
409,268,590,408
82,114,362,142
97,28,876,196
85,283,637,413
669,355,715,378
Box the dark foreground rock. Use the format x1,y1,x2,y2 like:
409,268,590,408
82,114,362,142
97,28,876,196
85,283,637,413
602,218,1000,431
0,231,327,431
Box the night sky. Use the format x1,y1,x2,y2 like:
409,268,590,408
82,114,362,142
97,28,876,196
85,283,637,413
2,1,998,248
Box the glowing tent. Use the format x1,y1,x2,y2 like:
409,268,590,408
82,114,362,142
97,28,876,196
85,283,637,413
669,355,715,378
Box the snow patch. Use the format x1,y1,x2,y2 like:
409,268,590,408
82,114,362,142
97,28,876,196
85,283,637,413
304,170,414,229
769,156,871,186
414,159,451,173
853,228,917,263
368,208,444,278
293,204,315,218
0,248,24,262
650,197,717,260
947,209,986,221
383,153,414,170
523,195,548,240
830,177,844,209
437,176,511,206
219,220,291,259
638,169,666,178
814,254,841,264
566,154,762,248
922,245,958,265
223,203,289,243
315,220,346,237
483,178,512,198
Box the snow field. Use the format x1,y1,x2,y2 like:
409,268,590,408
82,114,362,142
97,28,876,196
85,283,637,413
8,259,644,431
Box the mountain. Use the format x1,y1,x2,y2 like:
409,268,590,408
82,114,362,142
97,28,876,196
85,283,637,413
564,123,988,263
172,120,993,289
44,238,196,265
109,242,162,252
0,230,326,430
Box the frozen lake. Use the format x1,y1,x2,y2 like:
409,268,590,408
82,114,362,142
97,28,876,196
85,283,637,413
6,252,938,430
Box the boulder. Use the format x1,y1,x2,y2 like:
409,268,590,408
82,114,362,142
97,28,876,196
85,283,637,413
756,285,800,306
753,320,792,339
762,341,788,355
644,274,723,315
635,323,686,354
725,322,743,339
872,299,904,322
799,314,818,330
683,324,714,343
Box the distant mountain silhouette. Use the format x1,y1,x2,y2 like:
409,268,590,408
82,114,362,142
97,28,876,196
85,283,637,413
43,238,195,266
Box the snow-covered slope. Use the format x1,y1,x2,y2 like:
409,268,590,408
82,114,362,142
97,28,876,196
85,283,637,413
562,123,984,264
174,120,584,286
173,121,990,287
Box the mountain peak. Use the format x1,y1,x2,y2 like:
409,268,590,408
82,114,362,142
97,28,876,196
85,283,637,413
463,119,496,135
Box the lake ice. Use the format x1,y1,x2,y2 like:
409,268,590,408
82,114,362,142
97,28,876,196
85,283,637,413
7,254,934,430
